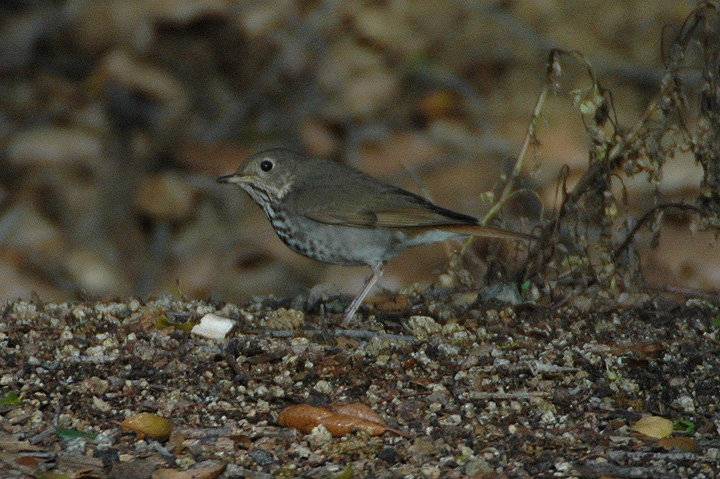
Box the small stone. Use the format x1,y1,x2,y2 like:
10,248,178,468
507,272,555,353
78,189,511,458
408,438,437,455
673,395,696,413
438,414,462,426
307,424,332,448
191,313,235,340
452,291,478,307
465,458,493,476
313,380,333,395
378,446,399,464
406,316,441,340
93,396,112,413
265,308,304,330
63,437,88,455
479,283,522,305
82,376,110,395
248,448,275,467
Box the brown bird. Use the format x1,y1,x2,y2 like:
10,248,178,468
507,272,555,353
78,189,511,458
218,148,533,325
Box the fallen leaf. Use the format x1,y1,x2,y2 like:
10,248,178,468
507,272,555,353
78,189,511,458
610,341,665,356
278,404,408,438
330,403,385,424
121,413,173,441
673,418,696,434
317,411,388,437
373,294,409,312
658,436,699,452
15,456,38,469
630,416,673,439
56,427,97,441
277,405,334,434
0,391,20,406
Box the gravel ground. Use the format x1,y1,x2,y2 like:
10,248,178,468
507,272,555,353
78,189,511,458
1,292,719,478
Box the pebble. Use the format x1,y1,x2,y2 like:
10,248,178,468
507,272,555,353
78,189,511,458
406,315,441,340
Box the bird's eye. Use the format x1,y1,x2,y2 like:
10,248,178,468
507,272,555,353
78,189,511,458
260,159,274,172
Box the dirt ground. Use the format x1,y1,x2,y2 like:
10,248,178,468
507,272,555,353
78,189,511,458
1,291,719,478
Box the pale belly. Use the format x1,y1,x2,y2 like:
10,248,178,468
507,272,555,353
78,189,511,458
269,212,463,267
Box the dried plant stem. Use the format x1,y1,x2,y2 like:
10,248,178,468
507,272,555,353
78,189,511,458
448,77,550,274
483,86,549,225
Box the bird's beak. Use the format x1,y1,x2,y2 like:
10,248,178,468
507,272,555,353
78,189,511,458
217,173,245,184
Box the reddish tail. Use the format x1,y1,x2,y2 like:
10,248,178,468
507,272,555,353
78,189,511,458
438,224,536,242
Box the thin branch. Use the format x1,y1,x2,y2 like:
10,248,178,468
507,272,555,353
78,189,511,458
254,328,416,342
467,391,552,400
612,202,703,260
483,77,549,225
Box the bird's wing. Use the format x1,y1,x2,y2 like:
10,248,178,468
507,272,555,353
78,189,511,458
290,180,478,228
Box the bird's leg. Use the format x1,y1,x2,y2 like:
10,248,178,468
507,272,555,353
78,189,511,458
341,262,385,327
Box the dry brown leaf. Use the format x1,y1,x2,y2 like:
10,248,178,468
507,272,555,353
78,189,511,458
14,456,39,470
630,416,673,439
121,412,173,441
610,341,665,356
330,403,385,424
320,412,389,437
278,405,334,434
372,294,410,312
631,341,665,356
278,404,408,438
658,436,699,452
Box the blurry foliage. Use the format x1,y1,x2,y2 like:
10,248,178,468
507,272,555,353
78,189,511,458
0,1,717,304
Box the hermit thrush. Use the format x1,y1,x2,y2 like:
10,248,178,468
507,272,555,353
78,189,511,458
218,148,534,325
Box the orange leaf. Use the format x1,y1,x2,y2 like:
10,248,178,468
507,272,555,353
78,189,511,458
278,403,409,438
15,456,38,469
278,405,334,434
319,412,388,437
330,403,385,424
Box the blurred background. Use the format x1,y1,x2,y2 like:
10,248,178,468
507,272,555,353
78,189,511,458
0,0,715,305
